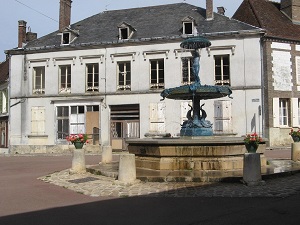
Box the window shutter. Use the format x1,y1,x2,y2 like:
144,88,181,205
214,100,232,133
149,102,165,132
291,98,299,127
273,98,280,127
296,57,300,85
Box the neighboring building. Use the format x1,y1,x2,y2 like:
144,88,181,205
233,0,300,146
6,0,264,153
0,59,9,153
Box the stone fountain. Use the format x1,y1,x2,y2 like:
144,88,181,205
127,36,266,173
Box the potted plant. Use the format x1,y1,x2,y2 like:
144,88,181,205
244,132,262,153
289,128,300,142
66,134,89,149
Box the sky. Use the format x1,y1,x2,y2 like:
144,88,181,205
0,0,255,62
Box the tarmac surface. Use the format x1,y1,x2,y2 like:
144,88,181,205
1,148,300,225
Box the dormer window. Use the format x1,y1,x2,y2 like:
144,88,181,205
181,16,196,35
62,32,70,45
120,28,129,40
183,22,193,35
60,27,79,45
118,22,136,40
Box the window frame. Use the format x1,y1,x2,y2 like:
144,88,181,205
117,61,131,91
183,21,193,35
279,98,290,127
59,65,71,94
86,63,99,92
62,32,70,45
150,59,165,89
33,66,45,95
181,57,194,85
214,54,230,86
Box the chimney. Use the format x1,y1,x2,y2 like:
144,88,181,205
18,20,27,48
206,0,214,20
59,0,72,32
217,6,225,16
281,0,300,24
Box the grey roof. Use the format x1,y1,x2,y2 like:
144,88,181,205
23,3,262,50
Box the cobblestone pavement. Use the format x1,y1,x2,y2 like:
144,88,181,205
38,169,300,198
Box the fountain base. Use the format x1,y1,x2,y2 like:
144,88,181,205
127,137,267,171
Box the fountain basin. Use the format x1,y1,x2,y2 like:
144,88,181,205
127,137,267,171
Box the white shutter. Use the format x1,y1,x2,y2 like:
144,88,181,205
214,100,232,133
296,57,300,84
149,102,165,132
157,102,165,132
273,98,280,127
291,98,299,127
31,107,45,135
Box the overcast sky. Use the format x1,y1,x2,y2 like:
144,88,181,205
0,0,249,62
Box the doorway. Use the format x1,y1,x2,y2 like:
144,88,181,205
110,104,140,150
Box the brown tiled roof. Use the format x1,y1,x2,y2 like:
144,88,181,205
233,0,300,41
0,60,9,83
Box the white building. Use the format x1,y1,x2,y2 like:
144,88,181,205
6,0,264,153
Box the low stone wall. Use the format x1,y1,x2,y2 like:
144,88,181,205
9,144,102,155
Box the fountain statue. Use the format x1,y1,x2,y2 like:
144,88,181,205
160,36,232,136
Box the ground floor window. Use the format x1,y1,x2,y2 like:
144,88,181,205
0,120,7,147
279,98,290,126
56,105,100,142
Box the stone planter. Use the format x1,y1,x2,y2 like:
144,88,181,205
292,136,300,142
245,143,258,153
74,141,84,149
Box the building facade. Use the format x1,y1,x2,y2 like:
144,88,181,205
0,59,9,153
233,0,300,146
6,0,264,153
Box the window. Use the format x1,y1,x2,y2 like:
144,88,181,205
86,63,99,92
150,59,164,89
56,105,100,141
62,32,70,44
118,22,136,40
120,28,128,40
0,89,8,114
214,55,230,86
117,61,131,90
182,57,194,85
33,67,45,94
279,98,290,126
70,106,85,134
57,106,69,139
183,22,193,35
59,65,71,93
31,107,45,135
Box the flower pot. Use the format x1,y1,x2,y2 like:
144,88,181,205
292,136,300,142
245,143,258,153
74,141,84,149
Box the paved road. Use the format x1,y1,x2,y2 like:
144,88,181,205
1,154,300,225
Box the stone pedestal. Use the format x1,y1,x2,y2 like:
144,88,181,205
70,148,86,174
243,153,262,186
101,146,112,164
118,154,136,183
292,142,300,161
